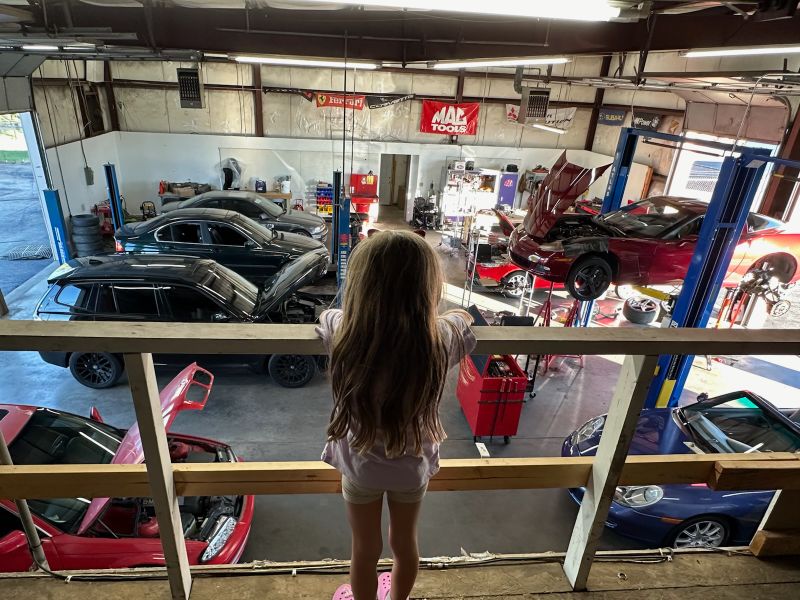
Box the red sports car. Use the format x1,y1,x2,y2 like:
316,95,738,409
509,161,800,301
0,364,254,572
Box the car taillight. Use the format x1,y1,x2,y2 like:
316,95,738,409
114,240,123,252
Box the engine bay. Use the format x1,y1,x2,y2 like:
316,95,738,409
92,438,240,542
544,215,616,242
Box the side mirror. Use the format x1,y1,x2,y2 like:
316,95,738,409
244,240,257,249
212,311,230,323
89,407,104,423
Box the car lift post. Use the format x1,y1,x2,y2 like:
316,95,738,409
104,163,125,231
332,170,351,294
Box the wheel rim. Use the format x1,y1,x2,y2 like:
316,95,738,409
273,355,312,385
574,265,610,298
674,520,725,548
75,353,115,386
505,273,529,296
627,298,658,313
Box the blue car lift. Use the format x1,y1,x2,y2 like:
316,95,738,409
595,127,800,409
331,170,351,295
104,163,125,231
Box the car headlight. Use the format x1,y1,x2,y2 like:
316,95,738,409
538,241,564,252
572,416,605,444
614,486,663,508
200,516,237,562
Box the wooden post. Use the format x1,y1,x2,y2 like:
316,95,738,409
125,353,192,600
563,354,659,591
750,490,800,556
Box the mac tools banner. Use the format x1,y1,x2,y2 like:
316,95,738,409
419,100,480,135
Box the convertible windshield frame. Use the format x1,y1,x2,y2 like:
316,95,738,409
599,197,697,239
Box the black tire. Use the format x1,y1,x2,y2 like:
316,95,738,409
566,256,613,301
622,297,660,325
268,354,317,388
72,214,100,226
666,516,729,549
501,271,532,298
72,233,101,244
68,352,124,389
72,224,100,233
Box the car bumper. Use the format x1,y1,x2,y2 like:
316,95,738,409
508,230,568,280
39,351,69,367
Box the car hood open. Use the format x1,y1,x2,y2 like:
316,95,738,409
77,363,214,534
256,248,330,315
523,152,611,240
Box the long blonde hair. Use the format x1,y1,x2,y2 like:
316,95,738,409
327,230,448,458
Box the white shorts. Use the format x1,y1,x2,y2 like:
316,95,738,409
341,475,428,505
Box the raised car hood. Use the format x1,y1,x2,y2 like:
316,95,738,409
77,363,214,534
257,248,330,314
523,152,611,240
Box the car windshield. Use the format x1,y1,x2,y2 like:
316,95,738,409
600,198,695,238
8,408,124,533
252,197,284,217
680,394,800,454
194,262,259,315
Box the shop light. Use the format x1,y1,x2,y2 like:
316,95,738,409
22,45,59,51
532,123,566,135
233,55,379,70
63,45,95,52
300,0,620,21
681,45,800,58
204,52,230,59
432,57,570,70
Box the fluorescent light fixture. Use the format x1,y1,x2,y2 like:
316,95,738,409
432,57,570,70
22,45,59,51
204,52,229,59
233,55,379,70
63,45,95,51
682,45,800,58
533,123,566,135
300,0,619,21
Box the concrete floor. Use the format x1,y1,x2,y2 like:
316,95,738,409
0,162,55,294
1,204,798,564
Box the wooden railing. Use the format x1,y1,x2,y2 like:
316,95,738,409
1,321,799,600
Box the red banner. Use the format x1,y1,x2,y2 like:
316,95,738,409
315,93,366,110
419,100,480,135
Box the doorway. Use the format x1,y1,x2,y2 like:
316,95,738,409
379,154,411,216
0,112,54,294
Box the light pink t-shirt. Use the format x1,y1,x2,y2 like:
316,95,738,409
316,309,476,491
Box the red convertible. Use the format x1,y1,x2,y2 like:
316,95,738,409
0,364,254,572
509,158,800,301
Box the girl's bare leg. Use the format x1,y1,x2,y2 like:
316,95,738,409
387,499,422,600
345,499,384,600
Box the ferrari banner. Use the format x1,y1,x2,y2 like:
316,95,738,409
315,93,366,110
419,100,480,135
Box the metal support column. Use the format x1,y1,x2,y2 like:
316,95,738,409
645,153,768,408
42,189,72,263
104,163,125,231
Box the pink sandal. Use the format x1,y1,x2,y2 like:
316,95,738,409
377,572,393,600
332,583,354,600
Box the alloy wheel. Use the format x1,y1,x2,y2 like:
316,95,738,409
504,273,530,297
271,355,314,386
74,353,116,387
574,265,611,298
673,520,726,548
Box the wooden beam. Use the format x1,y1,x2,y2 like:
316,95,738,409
563,354,659,591
125,353,192,600
710,459,800,490
751,529,800,557
2,454,797,500
1,321,799,356
750,490,800,557
252,65,264,137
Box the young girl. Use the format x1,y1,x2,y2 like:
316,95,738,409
317,230,476,600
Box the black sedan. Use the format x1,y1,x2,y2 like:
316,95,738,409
35,252,332,388
115,208,327,285
163,191,328,242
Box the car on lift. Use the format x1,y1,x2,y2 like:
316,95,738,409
114,208,326,286
0,363,255,572
563,390,800,548
162,191,329,242
34,252,331,389
509,192,800,301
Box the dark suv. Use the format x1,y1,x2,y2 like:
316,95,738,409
35,252,331,389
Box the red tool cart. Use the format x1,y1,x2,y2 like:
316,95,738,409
349,173,380,223
456,353,527,444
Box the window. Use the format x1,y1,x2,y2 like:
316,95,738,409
0,506,23,538
156,223,202,244
161,286,227,322
36,284,95,321
207,223,249,246
95,284,159,317
234,198,264,220
674,217,703,239
602,198,694,238
195,264,258,315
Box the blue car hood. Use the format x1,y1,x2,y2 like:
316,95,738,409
571,409,692,457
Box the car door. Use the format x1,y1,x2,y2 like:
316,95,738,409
645,217,702,285
158,284,261,368
154,221,208,258
232,198,269,222
0,503,61,572
202,221,269,283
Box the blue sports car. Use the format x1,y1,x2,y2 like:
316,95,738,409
562,391,800,548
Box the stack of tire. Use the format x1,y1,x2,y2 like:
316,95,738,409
71,214,104,257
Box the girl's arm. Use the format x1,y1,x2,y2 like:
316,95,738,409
315,308,343,354
440,310,477,367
